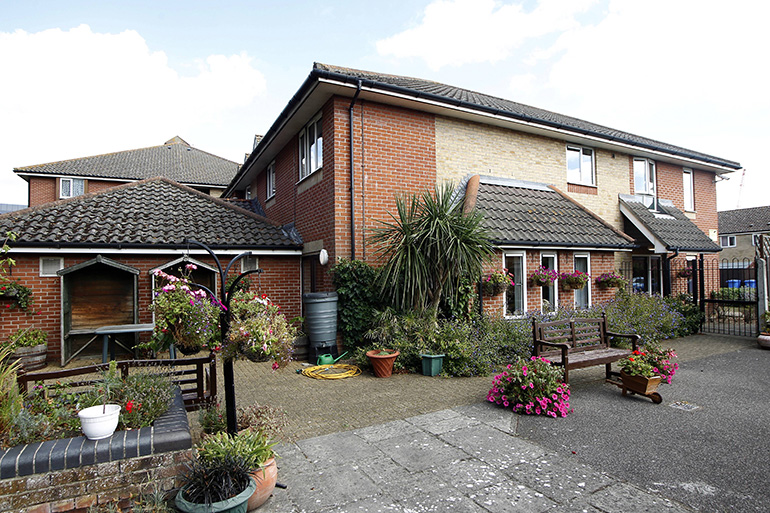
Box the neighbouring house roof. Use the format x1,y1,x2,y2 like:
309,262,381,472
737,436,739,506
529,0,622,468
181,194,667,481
619,195,721,253
226,62,741,196
466,175,635,250
0,177,301,251
14,137,239,188
718,206,770,235
222,197,267,217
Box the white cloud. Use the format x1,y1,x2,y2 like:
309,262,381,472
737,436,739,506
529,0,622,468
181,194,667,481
377,0,597,70
0,25,267,204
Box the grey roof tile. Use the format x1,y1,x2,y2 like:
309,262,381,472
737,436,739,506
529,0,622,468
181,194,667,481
0,178,299,250
620,197,721,252
14,138,238,187
314,63,740,170
718,206,770,235
472,176,634,249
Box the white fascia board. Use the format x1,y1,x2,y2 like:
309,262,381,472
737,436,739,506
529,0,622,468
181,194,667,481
320,79,739,175
619,202,668,253
8,247,302,256
13,173,226,189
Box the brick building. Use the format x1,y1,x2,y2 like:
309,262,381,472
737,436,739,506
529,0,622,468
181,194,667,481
14,136,238,207
0,178,301,365
224,63,741,316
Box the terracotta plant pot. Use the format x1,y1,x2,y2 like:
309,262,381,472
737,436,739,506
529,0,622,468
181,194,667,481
366,349,400,378
247,457,278,511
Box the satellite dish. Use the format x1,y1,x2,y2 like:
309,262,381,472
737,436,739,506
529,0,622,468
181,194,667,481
319,249,329,265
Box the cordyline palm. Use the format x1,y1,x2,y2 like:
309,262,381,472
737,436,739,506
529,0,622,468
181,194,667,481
370,183,494,317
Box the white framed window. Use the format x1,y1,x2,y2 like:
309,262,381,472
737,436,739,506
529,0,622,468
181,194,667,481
504,252,526,317
720,235,736,248
566,146,595,186
632,255,662,295
540,252,558,311
573,254,591,309
40,257,64,277
60,178,85,199
241,255,259,273
683,168,694,211
299,114,323,181
633,158,656,208
266,161,276,200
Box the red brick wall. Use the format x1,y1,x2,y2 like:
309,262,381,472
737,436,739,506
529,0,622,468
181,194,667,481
27,177,129,207
1,252,301,365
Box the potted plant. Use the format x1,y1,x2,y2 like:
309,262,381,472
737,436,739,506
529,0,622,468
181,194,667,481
528,266,558,287
594,271,626,289
197,428,278,510
176,453,256,513
559,270,590,290
481,268,514,296
419,352,446,376
758,312,770,350
618,350,662,396
7,327,48,371
148,265,223,355
366,348,400,377
677,268,693,278
487,356,572,417
224,290,298,369
78,361,122,440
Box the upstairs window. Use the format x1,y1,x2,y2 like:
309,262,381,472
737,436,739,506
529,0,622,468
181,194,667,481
566,146,595,186
683,168,694,211
299,114,323,181
720,235,736,248
633,158,656,208
266,161,276,200
60,178,85,199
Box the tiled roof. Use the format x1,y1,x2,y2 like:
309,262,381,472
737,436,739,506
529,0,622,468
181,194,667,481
222,198,266,217
14,137,238,187
470,176,634,249
718,206,770,235
619,196,721,252
0,178,299,250
313,63,741,170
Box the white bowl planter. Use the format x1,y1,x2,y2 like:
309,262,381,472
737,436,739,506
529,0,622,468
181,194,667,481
78,404,121,440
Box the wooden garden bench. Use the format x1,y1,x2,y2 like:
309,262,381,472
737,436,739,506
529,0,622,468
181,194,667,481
532,315,639,383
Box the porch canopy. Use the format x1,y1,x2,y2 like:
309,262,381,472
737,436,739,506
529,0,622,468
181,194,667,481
619,195,722,254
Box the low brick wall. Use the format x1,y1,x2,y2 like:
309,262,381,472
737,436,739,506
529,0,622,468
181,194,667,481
0,390,192,512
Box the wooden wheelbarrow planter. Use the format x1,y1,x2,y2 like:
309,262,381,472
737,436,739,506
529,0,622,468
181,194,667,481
607,371,663,404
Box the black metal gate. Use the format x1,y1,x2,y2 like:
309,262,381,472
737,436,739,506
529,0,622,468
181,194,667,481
692,257,759,337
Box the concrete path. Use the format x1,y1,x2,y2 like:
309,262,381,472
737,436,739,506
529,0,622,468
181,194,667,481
224,333,768,512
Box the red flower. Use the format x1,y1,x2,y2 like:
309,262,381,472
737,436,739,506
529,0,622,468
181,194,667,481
126,400,135,413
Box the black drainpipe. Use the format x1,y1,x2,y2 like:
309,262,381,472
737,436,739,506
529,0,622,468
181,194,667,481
350,80,362,260
663,248,679,297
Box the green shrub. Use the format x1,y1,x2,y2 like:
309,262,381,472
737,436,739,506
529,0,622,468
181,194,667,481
331,259,382,348
599,291,684,346
664,294,703,336
7,327,47,350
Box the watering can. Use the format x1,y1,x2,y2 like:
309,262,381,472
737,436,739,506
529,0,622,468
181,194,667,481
317,351,348,365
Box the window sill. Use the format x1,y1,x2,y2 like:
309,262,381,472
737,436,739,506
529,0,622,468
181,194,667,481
297,168,323,194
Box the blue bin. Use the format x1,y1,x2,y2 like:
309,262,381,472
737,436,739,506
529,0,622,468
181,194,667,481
726,280,741,288
744,280,756,289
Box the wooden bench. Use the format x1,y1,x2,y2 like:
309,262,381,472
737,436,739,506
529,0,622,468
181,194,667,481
532,315,639,383
16,353,217,412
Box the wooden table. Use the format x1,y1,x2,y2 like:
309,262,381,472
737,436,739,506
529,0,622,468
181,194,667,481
94,323,155,363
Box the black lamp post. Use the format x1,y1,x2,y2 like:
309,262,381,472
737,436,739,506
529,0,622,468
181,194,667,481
185,240,262,434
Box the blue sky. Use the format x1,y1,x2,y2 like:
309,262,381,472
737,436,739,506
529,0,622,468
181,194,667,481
1,0,768,211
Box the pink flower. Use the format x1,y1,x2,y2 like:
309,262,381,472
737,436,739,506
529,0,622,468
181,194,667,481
271,361,280,371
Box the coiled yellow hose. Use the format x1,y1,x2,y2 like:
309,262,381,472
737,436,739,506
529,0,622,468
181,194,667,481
301,364,362,379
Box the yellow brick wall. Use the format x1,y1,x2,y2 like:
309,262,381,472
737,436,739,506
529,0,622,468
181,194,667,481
435,116,633,268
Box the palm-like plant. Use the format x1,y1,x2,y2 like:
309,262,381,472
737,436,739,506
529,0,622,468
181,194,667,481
371,183,494,316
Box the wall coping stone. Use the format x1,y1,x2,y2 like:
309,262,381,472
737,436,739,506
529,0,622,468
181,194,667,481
0,388,190,479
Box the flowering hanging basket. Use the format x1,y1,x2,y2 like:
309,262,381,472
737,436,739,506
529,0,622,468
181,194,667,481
677,268,693,278
528,266,558,287
561,278,586,290
482,281,507,296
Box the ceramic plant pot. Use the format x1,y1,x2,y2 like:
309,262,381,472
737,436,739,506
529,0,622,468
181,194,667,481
757,333,770,350
366,349,400,378
78,404,121,440
176,478,257,513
